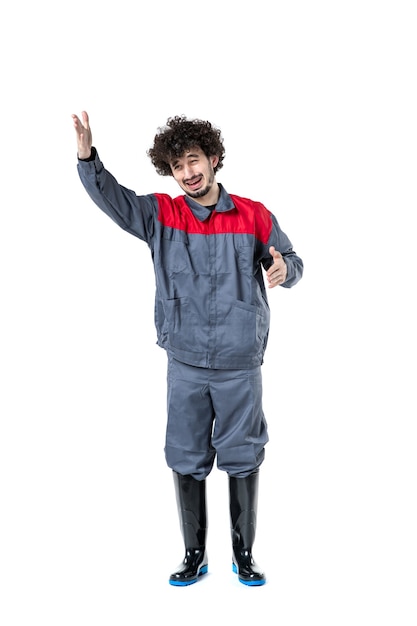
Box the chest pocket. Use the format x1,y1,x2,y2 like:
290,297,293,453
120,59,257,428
236,243,256,276
159,227,191,273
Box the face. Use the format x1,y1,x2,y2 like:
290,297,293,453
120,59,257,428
170,147,219,203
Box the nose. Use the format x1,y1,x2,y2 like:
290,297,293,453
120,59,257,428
183,165,193,179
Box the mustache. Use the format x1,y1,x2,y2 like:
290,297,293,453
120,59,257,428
184,174,202,183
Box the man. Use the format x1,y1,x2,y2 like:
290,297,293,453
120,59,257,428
72,111,304,586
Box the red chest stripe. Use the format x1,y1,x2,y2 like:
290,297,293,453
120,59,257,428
155,193,272,244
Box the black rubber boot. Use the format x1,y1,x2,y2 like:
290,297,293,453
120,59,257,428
229,470,266,586
169,471,208,586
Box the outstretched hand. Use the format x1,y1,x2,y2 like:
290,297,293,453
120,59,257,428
266,246,287,288
71,110,92,159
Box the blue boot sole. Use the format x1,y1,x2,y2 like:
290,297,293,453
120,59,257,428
232,562,266,586
169,564,208,586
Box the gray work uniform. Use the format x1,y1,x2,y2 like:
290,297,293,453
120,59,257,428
77,150,303,477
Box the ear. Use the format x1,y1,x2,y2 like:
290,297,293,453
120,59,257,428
210,155,219,169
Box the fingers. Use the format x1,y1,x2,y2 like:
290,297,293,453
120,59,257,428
72,111,89,131
267,270,286,288
81,110,89,128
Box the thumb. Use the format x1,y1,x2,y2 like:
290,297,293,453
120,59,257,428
269,246,282,260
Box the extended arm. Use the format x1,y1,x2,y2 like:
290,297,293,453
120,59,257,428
72,111,156,243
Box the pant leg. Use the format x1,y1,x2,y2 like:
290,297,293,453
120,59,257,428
209,366,269,477
164,357,216,480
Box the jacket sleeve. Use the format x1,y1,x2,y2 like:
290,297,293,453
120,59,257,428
76,148,157,244
262,214,304,288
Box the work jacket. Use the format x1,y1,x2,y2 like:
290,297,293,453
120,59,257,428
77,149,303,369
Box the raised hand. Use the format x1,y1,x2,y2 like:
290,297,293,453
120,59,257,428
71,110,92,159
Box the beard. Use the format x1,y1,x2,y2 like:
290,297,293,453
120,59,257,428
185,167,215,199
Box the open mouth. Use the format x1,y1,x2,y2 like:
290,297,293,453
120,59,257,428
185,175,203,191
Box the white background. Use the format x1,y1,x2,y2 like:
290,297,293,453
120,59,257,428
1,1,416,624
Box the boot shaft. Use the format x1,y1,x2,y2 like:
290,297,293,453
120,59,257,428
229,470,259,549
173,471,207,548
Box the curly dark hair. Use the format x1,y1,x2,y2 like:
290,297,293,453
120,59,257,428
147,115,225,177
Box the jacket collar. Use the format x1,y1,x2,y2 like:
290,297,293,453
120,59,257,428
183,184,234,221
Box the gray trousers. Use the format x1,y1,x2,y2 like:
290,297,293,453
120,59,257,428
164,356,269,479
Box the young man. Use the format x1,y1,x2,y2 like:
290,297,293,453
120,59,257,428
72,111,304,586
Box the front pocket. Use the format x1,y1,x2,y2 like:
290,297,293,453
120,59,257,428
163,297,199,350
217,302,259,356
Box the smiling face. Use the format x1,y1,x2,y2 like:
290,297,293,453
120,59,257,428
169,147,220,205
